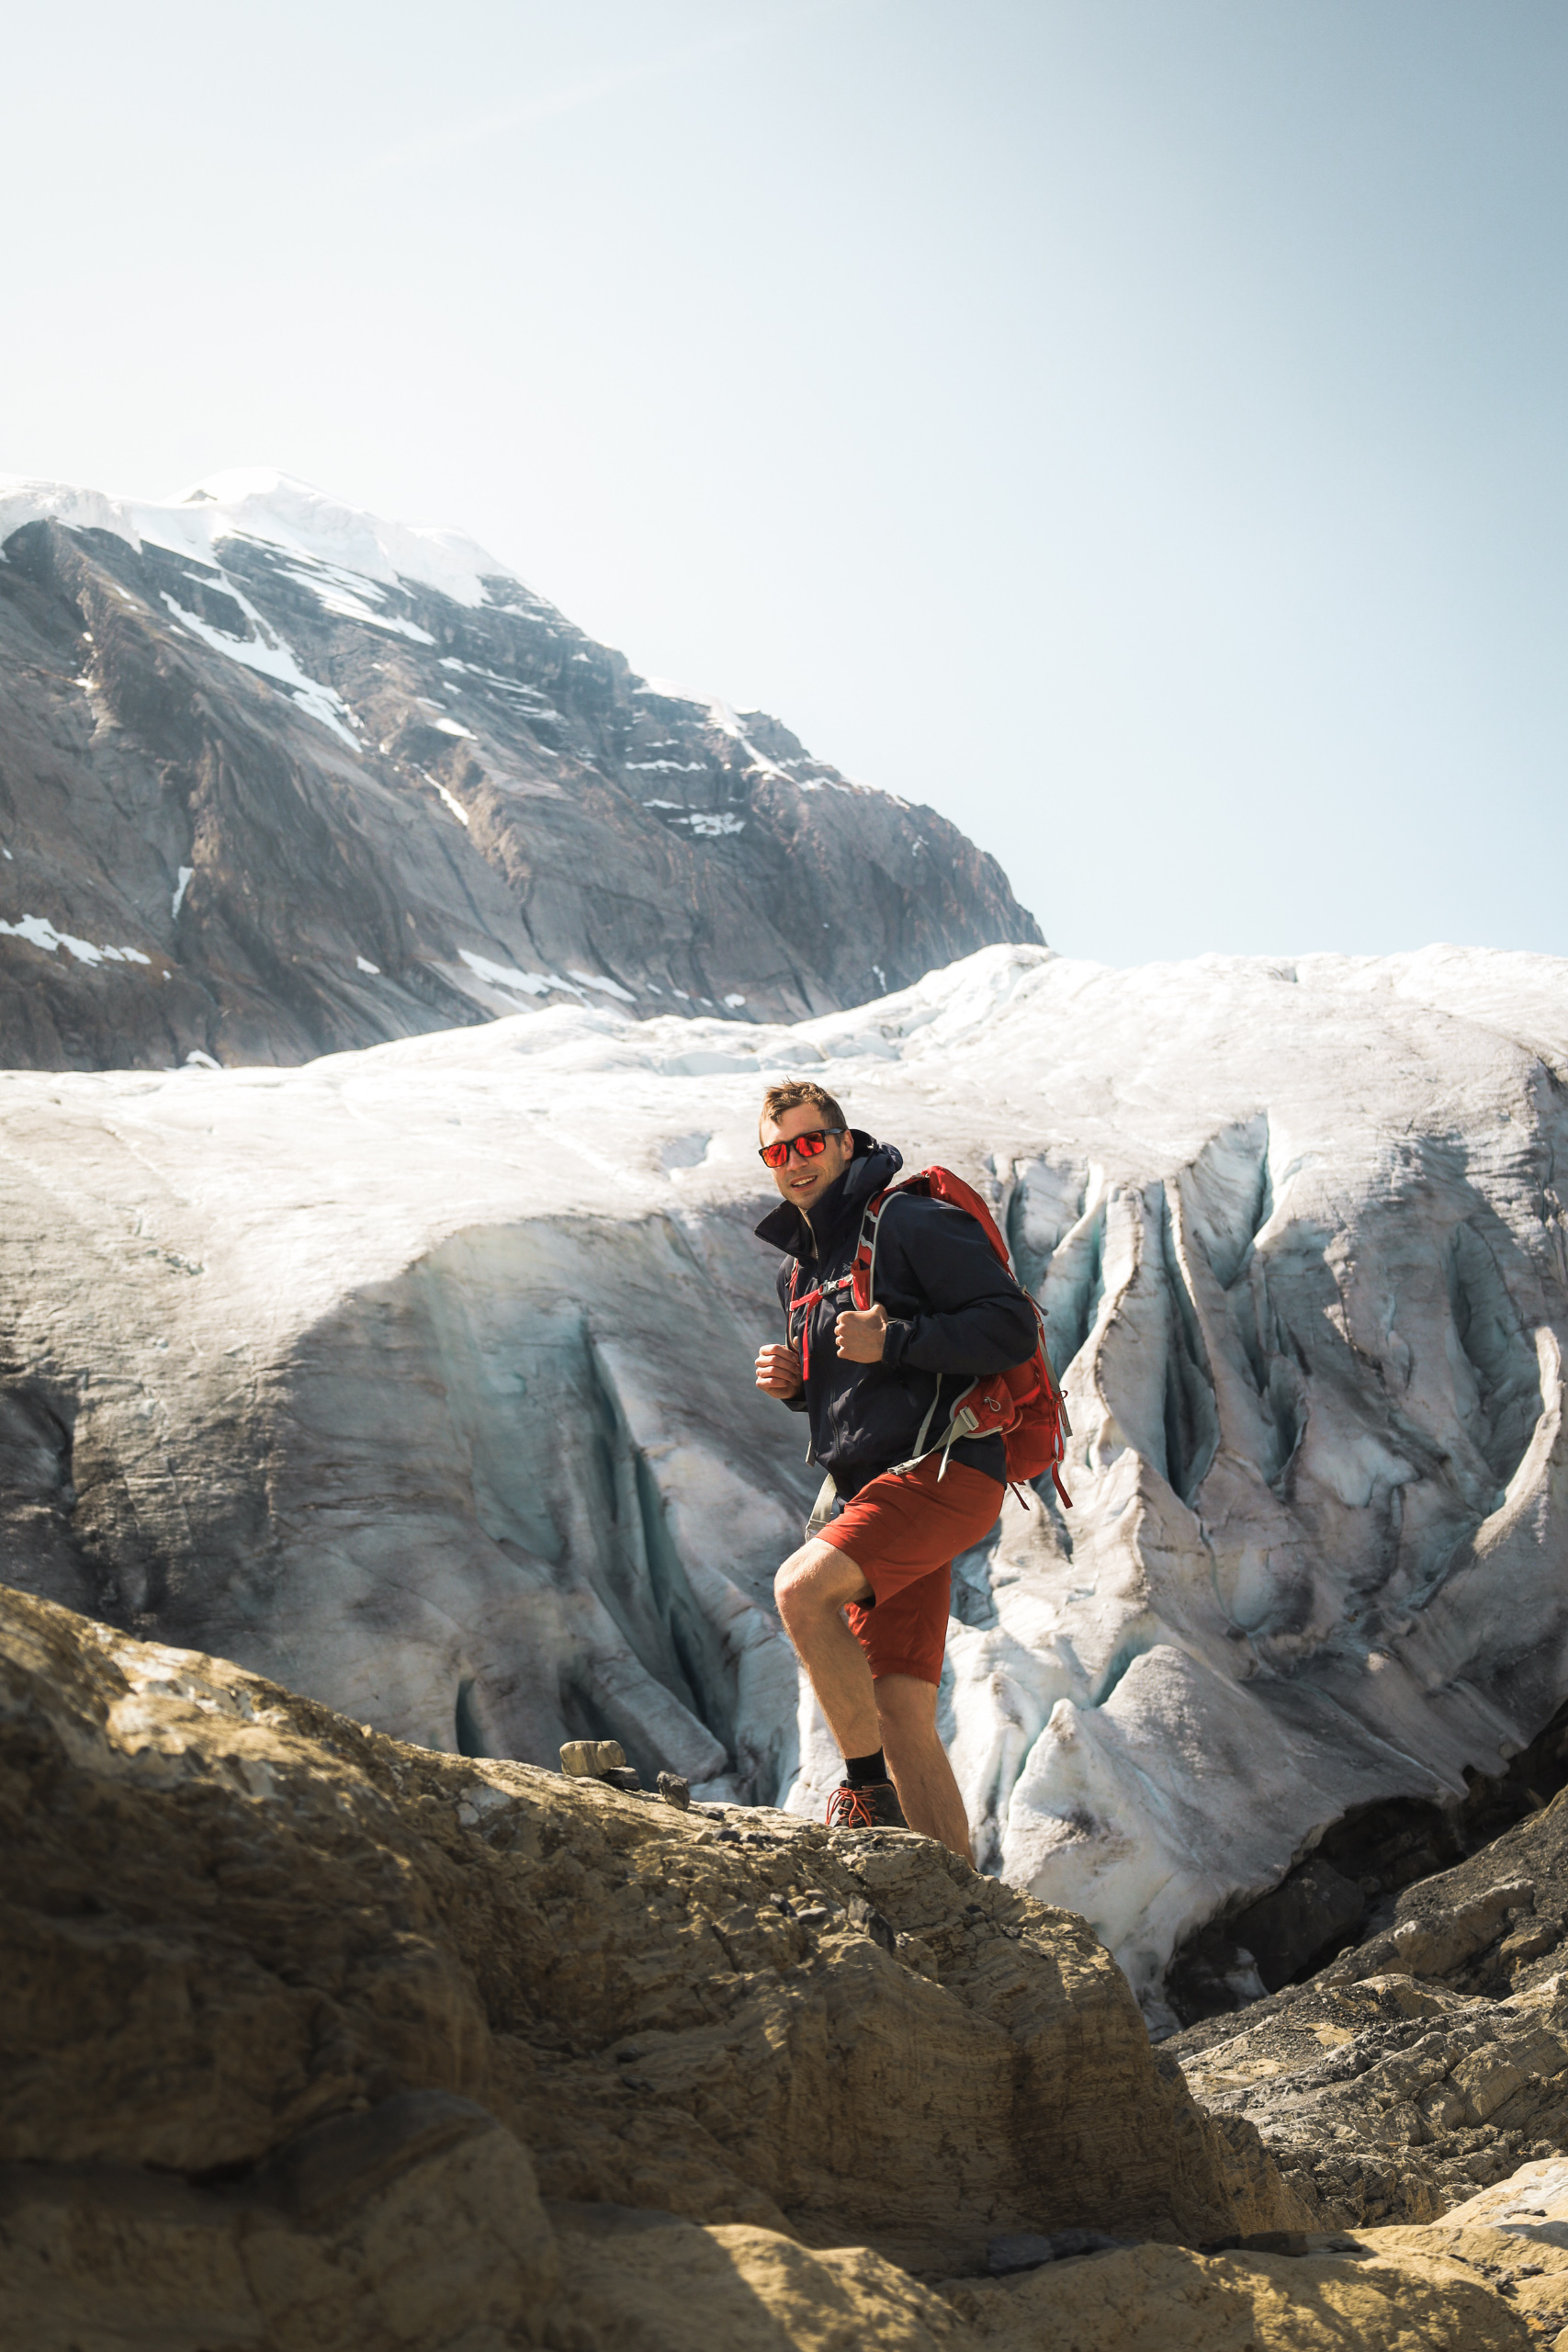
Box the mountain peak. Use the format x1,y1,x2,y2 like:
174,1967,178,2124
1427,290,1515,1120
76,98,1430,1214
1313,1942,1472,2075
0,469,1043,1068
0,467,519,612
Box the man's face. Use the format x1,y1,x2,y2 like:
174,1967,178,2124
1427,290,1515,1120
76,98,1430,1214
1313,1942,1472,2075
760,1102,854,1219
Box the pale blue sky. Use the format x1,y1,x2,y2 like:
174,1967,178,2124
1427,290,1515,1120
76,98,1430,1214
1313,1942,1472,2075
5,2,1565,963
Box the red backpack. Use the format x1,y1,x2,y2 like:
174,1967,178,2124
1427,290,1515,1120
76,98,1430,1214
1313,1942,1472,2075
850,1168,1073,1508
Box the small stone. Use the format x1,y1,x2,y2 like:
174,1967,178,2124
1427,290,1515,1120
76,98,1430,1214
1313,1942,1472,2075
657,1771,690,1811
846,1895,896,1953
559,1738,627,1780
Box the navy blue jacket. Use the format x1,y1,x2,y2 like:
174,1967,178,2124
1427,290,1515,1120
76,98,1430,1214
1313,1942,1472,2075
754,1133,1039,1500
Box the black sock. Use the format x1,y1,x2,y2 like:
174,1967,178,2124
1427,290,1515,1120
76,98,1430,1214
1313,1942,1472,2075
845,1747,886,1788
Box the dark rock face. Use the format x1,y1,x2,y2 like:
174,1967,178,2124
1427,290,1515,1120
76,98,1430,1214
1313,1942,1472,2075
1169,1702,1568,2027
0,502,1041,1069
1169,1744,1568,2228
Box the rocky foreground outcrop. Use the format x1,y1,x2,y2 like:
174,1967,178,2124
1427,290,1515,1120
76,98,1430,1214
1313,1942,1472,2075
0,470,1040,1068
1170,1779,1568,2241
4,1583,1562,2351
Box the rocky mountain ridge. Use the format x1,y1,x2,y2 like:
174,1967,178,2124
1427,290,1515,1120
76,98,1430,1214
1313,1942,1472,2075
0,469,1040,1069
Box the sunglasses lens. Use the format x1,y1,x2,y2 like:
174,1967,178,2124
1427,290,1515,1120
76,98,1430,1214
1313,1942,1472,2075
760,1127,840,1169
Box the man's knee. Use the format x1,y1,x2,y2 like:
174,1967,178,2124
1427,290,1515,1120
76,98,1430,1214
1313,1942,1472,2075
773,1550,808,1624
773,1541,868,1628
774,1544,828,1623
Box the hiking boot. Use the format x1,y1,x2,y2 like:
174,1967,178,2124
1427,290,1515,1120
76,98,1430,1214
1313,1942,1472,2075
826,1780,908,1830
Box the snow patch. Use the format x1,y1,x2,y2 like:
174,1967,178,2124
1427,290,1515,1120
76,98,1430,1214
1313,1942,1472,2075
171,865,194,920
159,579,360,751
636,678,792,785
0,915,152,967
422,773,470,828
566,968,637,1003
457,948,579,1000
278,558,435,644
355,956,381,976
683,812,746,838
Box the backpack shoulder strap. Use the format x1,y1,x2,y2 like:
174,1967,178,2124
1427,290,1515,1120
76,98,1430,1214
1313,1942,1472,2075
851,1183,904,1309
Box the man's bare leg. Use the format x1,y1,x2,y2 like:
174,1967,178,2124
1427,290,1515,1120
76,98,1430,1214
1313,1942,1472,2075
874,1673,973,1863
773,1538,880,1757
774,1545,973,1862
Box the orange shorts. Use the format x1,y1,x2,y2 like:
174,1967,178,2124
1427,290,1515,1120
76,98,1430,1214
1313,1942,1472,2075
817,1456,1003,1686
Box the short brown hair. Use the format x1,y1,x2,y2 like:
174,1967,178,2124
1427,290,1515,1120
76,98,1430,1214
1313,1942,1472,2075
759,1078,847,1136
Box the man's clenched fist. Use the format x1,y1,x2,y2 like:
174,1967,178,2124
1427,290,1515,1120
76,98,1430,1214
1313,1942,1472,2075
834,1305,888,1363
755,1341,803,1397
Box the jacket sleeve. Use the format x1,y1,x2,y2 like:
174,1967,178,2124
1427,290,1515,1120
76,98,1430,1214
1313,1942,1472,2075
874,1198,1038,1375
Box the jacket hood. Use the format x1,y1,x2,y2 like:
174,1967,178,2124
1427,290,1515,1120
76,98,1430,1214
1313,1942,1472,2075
753,1130,903,1257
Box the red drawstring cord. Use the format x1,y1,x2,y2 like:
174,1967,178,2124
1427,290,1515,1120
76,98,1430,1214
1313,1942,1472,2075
787,1266,851,1382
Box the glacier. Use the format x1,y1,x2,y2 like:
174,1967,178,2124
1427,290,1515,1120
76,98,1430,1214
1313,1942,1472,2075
1,939,1565,2020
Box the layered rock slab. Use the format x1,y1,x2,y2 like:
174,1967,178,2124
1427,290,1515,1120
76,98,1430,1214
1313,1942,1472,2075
554,2212,1536,2352
6,1581,1553,2349
943,2237,1534,2351
1169,1789,1568,2228
0,1587,1281,2281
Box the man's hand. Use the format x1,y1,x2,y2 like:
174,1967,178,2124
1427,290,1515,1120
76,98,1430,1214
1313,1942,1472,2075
834,1305,888,1363
755,1342,803,1397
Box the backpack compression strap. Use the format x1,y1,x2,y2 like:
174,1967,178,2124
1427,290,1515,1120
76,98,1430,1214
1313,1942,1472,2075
786,1261,854,1381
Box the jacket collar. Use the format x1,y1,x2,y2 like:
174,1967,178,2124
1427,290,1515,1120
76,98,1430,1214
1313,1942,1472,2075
753,1130,903,1260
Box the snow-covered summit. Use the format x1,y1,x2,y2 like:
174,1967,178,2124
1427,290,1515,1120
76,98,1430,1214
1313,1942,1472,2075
0,466,518,609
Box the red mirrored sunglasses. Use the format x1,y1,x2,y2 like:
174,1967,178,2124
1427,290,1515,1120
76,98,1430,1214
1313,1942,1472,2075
758,1126,844,1170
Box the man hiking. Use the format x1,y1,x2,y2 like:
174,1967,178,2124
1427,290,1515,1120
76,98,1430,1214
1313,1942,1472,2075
753,1080,1039,1859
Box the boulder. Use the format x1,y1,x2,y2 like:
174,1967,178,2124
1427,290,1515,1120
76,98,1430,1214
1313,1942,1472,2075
0,1582,1306,2344
7,1580,1557,2348
942,2236,1533,2351
0,2092,558,2351
1168,1790,1568,2227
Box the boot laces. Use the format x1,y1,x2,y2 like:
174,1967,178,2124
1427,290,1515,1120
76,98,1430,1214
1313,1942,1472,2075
826,1783,883,1829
